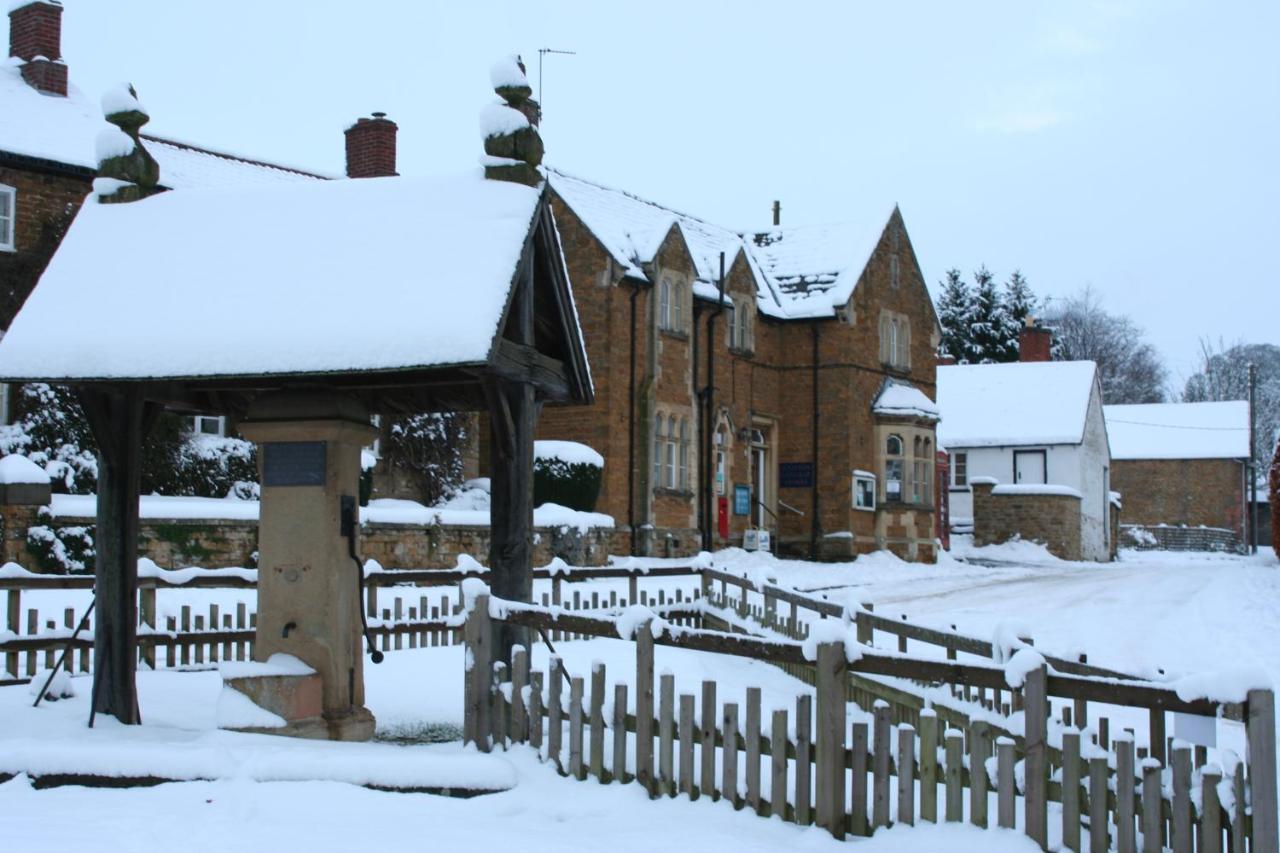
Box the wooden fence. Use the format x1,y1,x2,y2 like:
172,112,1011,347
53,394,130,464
0,564,702,684
463,591,1279,853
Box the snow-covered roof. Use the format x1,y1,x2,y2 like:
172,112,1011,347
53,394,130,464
748,209,896,320
872,380,940,421
0,171,545,381
1104,401,1250,461
547,169,900,322
0,57,328,188
936,361,1099,448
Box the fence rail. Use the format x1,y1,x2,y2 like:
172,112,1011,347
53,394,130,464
463,590,1279,853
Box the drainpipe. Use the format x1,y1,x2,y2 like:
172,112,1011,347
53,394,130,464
702,253,726,552
811,322,820,560
628,282,640,554
692,292,702,539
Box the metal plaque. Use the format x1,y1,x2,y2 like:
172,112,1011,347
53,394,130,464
263,441,327,487
778,462,814,489
733,484,751,516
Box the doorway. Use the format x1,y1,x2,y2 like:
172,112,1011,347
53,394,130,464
1013,450,1047,485
749,427,769,528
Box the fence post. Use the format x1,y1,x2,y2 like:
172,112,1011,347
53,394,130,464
856,602,873,646
590,662,606,781
548,654,563,770
875,702,894,828
746,685,763,814
851,721,869,837
1248,688,1279,853
771,708,789,818
139,587,156,670
463,592,492,752
660,672,675,796
815,641,846,839
5,589,18,678
1062,730,1081,852
723,703,740,809
511,646,528,744
945,728,964,823
970,720,990,829
795,693,812,825
613,683,628,783
569,676,585,780
1171,742,1191,853
919,709,939,823
701,680,717,799
1089,755,1109,853
1201,764,1222,853
636,620,655,795
1116,735,1136,853
1024,663,1049,849
528,671,544,753
1149,708,1166,766
898,723,916,826
1141,759,1162,853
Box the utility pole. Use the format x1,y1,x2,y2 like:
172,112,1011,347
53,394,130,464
537,48,576,123
1249,362,1258,554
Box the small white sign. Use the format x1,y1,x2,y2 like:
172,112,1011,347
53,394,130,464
1173,712,1217,748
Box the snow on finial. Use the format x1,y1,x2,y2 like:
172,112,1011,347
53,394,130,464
481,54,543,187
95,82,159,204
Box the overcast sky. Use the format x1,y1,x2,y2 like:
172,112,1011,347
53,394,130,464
58,1,1277,387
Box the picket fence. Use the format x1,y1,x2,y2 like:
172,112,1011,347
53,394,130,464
463,590,1279,853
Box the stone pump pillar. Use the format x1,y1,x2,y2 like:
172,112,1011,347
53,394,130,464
237,390,378,741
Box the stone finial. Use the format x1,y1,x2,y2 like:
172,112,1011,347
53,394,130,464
94,83,160,204
481,55,543,187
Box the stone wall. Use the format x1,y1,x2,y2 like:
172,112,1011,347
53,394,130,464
971,481,1085,561
1120,523,1244,554
1,502,619,573
1110,458,1246,548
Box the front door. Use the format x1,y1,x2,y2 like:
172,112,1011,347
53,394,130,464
1013,450,1046,485
751,444,768,527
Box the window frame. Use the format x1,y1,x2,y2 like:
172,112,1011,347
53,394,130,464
0,184,15,252
884,433,904,502
853,471,876,511
187,415,226,437
665,414,677,489
953,451,968,487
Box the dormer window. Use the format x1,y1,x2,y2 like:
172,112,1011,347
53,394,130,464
0,185,15,252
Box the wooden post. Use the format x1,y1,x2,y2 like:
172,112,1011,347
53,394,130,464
897,723,916,826
5,589,18,679
1141,760,1162,853
1062,730,1081,852
1232,760,1246,853
635,621,655,794
746,686,763,815
945,728,964,823
548,654,563,770
80,384,152,725
1148,708,1166,766
1247,688,1279,853
1115,736,1136,853
511,646,528,743
920,709,939,823
490,660,509,749
528,671,544,752
569,676,585,780
139,587,156,670
851,721,869,837
1074,653,1088,727
1089,755,1109,853
1024,664,1049,849
723,703,740,809
589,661,606,781
970,720,990,829
815,642,846,839
856,602,873,645
771,708,788,818
1201,764,1222,853
659,672,675,796
701,680,717,799
463,592,492,751
613,683,628,783
1170,743,1191,853
795,693,812,825
874,702,893,828
679,693,695,798
997,736,1016,829
486,374,536,667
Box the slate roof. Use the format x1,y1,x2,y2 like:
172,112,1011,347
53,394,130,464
936,361,1100,448
1104,401,1250,460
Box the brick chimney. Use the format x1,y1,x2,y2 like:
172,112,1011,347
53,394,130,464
9,0,66,97
1019,320,1052,362
344,113,397,178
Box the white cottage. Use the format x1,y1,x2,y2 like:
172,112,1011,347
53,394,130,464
936,360,1112,560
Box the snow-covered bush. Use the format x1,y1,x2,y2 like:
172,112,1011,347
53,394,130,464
533,441,603,512
0,383,99,492
26,509,94,574
379,413,468,506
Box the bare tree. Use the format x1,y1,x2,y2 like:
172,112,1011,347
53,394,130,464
1042,286,1168,404
1183,338,1280,472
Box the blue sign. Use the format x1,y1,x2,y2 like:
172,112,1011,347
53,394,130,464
779,462,814,488
733,484,751,516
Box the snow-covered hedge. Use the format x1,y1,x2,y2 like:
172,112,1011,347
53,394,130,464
533,441,603,513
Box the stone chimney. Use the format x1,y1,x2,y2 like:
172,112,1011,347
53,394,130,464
482,55,543,187
344,113,398,178
1019,318,1053,363
9,0,66,96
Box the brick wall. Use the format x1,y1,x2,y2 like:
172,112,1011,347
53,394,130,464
971,481,1084,561
0,162,91,328
1110,457,1246,547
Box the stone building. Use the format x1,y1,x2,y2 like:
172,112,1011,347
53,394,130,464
1105,400,1251,552
536,172,942,561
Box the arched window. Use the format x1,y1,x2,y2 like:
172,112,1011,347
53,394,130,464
885,434,904,501
659,278,671,330
666,415,677,488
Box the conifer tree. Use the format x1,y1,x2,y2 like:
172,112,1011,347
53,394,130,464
968,266,1018,363
1004,269,1038,327
936,268,974,362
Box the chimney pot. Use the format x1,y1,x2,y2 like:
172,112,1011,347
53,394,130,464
344,113,398,179
9,0,66,96
772,200,781,226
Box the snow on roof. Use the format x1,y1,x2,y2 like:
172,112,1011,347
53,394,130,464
748,208,896,320
936,361,1099,448
0,58,329,187
872,381,940,421
0,170,544,381
1104,401,1250,460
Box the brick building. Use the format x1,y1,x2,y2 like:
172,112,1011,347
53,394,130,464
537,172,942,561
1105,401,1251,552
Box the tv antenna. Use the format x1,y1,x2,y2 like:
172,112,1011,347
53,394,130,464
537,48,576,117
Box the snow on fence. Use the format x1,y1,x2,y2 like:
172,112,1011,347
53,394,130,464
463,591,1279,853
0,564,703,684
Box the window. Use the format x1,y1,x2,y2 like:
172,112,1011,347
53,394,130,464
953,452,968,487
728,298,752,351
673,283,684,332
678,417,690,491
659,277,686,333
853,471,876,511
912,437,923,503
884,434,903,501
0,184,15,252
879,312,911,369
186,415,225,436
653,415,664,484
665,415,677,488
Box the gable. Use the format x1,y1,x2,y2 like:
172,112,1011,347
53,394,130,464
937,361,1099,449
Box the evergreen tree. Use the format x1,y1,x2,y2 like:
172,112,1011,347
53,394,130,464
936,269,974,362
968,266,1019,363
1004,269,1038,327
